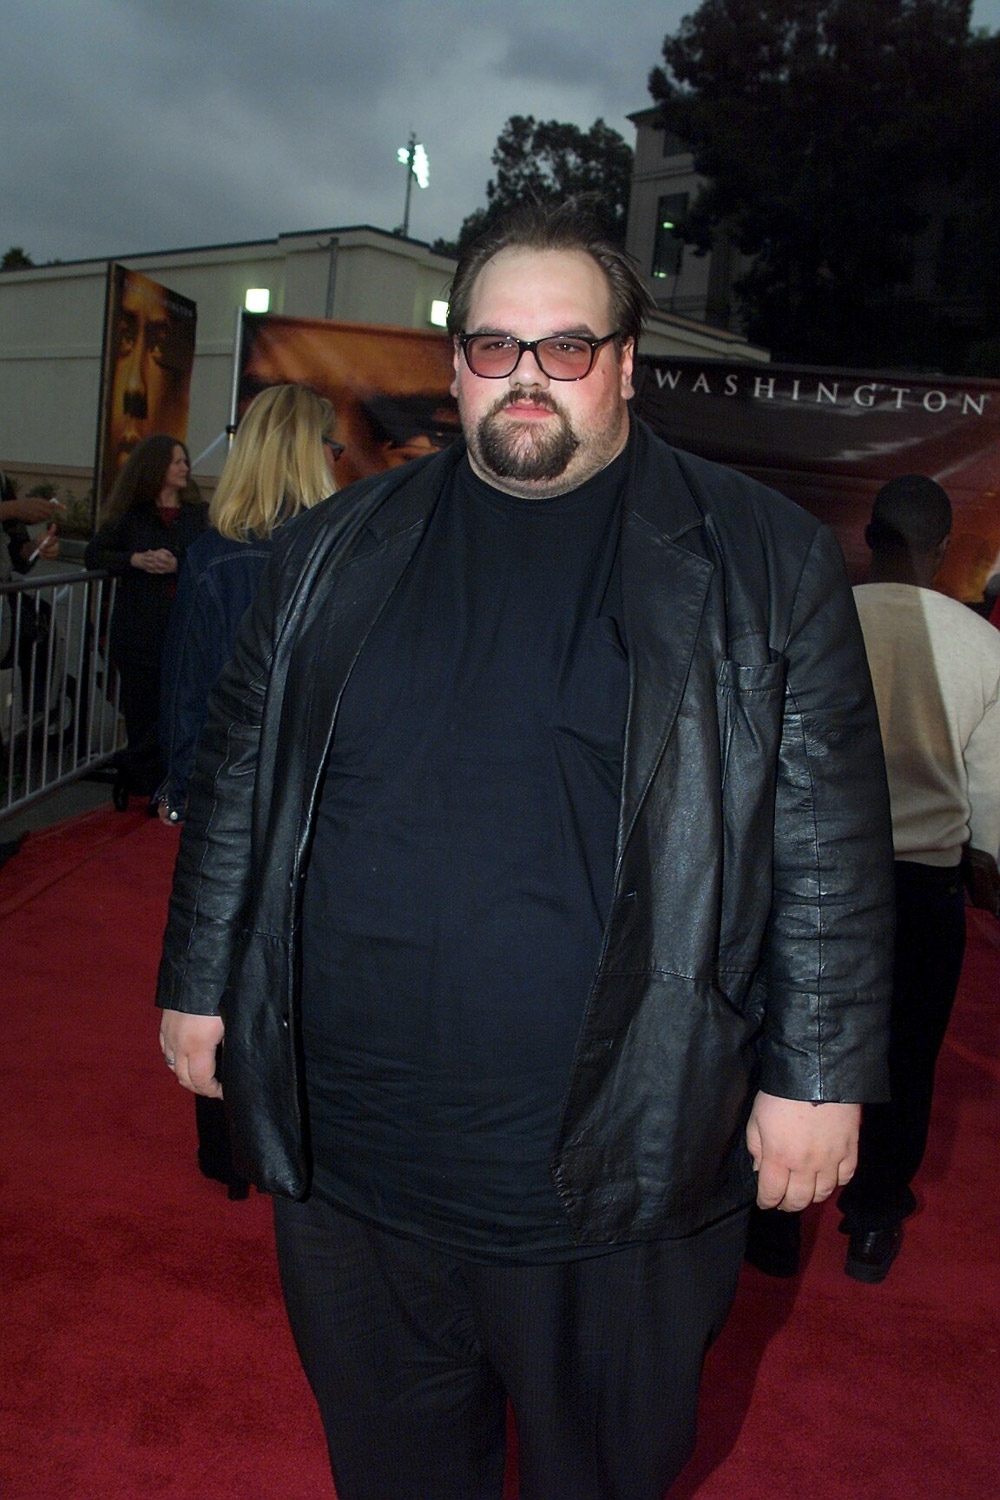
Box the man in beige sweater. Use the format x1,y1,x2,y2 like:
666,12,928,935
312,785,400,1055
838,474,1000,1281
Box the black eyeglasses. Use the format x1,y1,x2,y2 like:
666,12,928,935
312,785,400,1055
323,438,345,462
458,331,619,381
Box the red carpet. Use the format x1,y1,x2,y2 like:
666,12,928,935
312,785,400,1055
2,808,999,1498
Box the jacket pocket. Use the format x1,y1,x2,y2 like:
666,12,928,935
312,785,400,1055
717,656,786,783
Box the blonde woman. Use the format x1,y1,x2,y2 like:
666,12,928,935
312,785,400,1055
158,384,339,826
158,384,338,834
157,384,338,1199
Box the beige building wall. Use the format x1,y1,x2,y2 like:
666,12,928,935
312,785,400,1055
0,227,458,487
641,311,767,363
626,108,754,334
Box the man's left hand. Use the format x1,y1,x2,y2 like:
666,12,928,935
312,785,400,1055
159,1009,225,1098
746,1091,860,1211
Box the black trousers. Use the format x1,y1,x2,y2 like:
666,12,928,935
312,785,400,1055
273,1195,748,1500
838,859,967,1232
114,656,164,794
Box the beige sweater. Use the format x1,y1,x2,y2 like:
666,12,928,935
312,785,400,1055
854,583,1000,865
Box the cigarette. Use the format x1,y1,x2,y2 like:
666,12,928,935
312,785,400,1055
27,524,56,564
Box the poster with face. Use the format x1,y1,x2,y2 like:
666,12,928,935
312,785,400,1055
95,265,197,505
237,314,460,489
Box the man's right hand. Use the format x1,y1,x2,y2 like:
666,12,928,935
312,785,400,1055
159,1009,225,1097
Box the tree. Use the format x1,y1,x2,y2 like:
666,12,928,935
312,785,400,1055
648,0,997,368
2,247,34,271
448,116,633,255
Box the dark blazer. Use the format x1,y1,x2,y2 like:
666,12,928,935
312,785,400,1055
85,500,208,665
157,419,894,1242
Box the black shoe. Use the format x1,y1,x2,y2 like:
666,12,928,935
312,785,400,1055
0,833,27,869
744,1206,802,1277
845,1225,902,1283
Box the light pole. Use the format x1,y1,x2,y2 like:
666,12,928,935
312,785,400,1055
397,133,429,237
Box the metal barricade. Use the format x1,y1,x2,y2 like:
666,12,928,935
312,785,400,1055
0,569,122,818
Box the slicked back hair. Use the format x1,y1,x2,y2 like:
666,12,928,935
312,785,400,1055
446,201,654,353
868,474,952,553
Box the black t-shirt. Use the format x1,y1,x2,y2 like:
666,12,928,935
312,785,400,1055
300,450,629,1257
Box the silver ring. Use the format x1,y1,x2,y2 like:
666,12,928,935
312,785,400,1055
164,1055,176,1067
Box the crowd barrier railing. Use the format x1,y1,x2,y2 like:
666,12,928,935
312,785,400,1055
0,569,122,819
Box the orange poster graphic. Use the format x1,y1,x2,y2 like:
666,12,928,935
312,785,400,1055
95,265,197,505
237,314,460,490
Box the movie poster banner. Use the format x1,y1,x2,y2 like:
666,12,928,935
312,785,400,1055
231,325,1000,601
236,313,460,490
94,265,197,511
633,357,1000,599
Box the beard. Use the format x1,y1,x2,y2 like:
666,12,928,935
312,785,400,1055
472,389,580,484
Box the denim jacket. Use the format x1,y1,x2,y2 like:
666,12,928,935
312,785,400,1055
157,528,273,817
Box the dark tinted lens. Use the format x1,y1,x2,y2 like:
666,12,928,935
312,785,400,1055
535,338,594,377
465,336,520,375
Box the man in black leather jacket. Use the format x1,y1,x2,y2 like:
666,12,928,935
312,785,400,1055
158,203,893,1500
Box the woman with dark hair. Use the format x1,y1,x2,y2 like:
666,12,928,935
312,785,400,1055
85,434,207,804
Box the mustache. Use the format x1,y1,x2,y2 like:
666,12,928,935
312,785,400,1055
489,387,561,418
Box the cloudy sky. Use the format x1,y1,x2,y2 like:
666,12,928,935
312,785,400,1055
4,0,1000,266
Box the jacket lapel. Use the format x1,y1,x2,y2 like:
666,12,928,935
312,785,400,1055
283,449,461,835
618,423,714,860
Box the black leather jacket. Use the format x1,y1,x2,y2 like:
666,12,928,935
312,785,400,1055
158,420,893,1242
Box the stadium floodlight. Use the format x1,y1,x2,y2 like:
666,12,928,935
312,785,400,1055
397,134,430,236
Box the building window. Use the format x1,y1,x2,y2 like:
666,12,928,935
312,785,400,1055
652,194,687,281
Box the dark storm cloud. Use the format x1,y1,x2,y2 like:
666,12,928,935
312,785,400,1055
2,0,999,265
496,12,637,93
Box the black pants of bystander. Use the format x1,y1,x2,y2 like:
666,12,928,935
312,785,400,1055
838,859,967,1233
